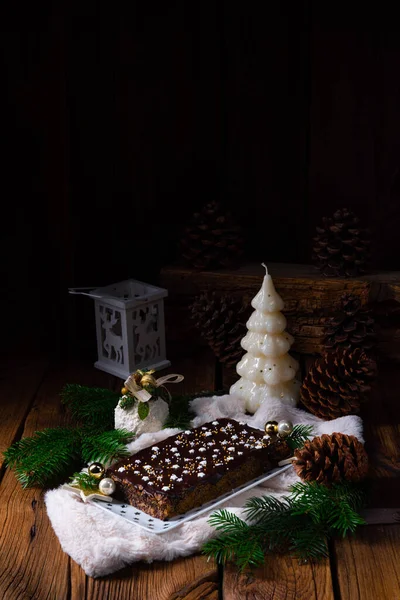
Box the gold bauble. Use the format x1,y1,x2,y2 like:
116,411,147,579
133,371,143,385
88,462,105,479
265,421,278,435
140,373,157,388
121,387,128,395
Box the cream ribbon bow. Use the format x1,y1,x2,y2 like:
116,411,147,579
123,371,184,403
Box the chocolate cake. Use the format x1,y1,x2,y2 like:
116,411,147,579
107,418,291,520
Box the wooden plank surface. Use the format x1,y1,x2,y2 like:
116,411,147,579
331,362,400,599
1,350,400,599
223,557,334,600
332,525,400,600
0,361,116,600
321,358,400,600
71,346,220,600
0,357,49,473
78,557,219,600
361,364,400,505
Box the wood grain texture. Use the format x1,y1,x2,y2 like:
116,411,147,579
160,263,373,310
79,557,218,600
160,263,400,359
0,357,49,473
223,556,334,600
332,525,400,600
160,263,371,356
0,363,75,600
0,361,117,600
362,364,400,506
71,346,219,599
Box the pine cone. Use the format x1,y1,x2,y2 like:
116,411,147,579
312,208,370,277
294,432,369,484
190,292,250,366
323,294,375,352
180,202,244,270
300,347,377,419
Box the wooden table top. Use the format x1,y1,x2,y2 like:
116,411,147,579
1,347,399,600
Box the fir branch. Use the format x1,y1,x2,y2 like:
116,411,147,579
203,480,367,570
204,513,266,571
70,471,99,493
4,428,82,488
119,395,135,410
244,494,294,522
208,509,250,533
80,429,133,465
286,424,314,451
289,523,329,560
60,384,119,432
163,390,225,430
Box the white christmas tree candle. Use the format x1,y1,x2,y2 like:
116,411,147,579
230,263,300,413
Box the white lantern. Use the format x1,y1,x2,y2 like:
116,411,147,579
69,279,170,379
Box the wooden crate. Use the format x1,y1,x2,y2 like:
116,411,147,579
160,263,400,358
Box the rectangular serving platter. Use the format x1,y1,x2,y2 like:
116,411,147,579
90,464,291,534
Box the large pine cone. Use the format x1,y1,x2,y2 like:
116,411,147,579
180,202,244,270
323,294,375,352
190,292,250,366
300,347,377,419
294,432,369,485
312,208,370,277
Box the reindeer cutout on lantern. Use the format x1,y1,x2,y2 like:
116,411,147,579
100,309,124,364
134,305,160,363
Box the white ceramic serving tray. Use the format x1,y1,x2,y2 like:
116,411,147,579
90,464,291,534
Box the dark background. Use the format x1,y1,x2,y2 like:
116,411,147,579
2,3,400,357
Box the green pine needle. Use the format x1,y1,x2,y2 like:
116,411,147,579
60,384,119,432
4,428,82,488
80,429,133,464
163,390,225,430
203,480,367,571
70,471,99,493
119,395,135,410
286,424,314,450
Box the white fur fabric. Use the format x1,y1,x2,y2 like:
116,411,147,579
45,394,364,577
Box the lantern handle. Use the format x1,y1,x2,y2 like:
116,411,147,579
68,287,104,299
